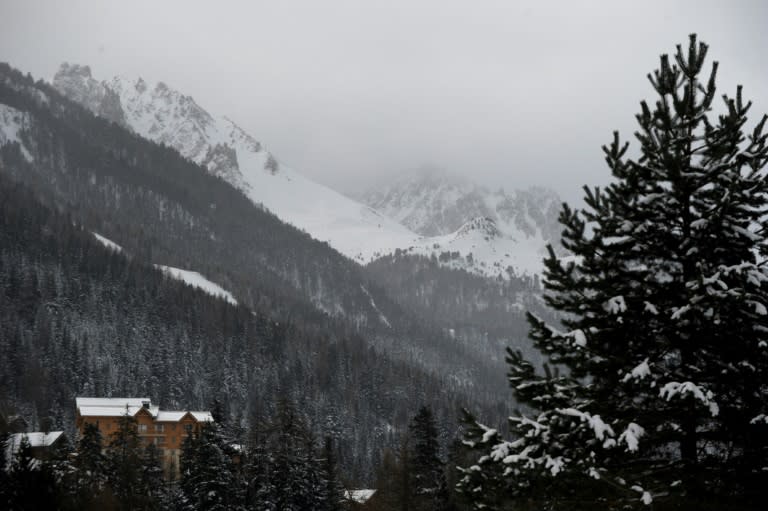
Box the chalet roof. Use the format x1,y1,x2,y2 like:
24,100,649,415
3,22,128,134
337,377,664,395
7,431,65,453
344,489,377,504
76,397,212,423
156,410,213,422
76,397,159,418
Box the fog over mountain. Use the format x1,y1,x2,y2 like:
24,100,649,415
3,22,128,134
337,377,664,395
2,0,766,206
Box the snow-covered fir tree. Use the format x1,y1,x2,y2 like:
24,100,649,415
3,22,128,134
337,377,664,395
179,423,238,511
106,414,150,510
459,34,768,510
408,406,449,511
71,422,108,508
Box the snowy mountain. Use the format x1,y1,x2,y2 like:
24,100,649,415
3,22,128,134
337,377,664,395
361,168,564,276
52,63,419,263
51,63,559,278
362,167,563,241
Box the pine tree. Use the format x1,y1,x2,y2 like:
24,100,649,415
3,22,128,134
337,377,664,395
139,443,166,509
459,34,768,510
179,423,238,511
319,436,344,511
7,436,58,510
105,414,145,510
71,422,109,509
408,406,448,511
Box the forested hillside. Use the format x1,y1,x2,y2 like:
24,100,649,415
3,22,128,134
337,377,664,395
365,253,554,373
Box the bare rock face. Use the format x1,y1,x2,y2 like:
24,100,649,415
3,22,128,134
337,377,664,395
53,63,128,128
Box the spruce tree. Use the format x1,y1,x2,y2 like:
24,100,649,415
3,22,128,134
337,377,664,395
319,436,344,511
7,436,58,510
179,423,238,511
105,414,145,510
460,34,768,510
72,422,108,509
139,443,165,509
408,406,448,511
0,431,10,506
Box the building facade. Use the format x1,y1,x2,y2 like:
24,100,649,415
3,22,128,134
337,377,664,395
75,397,212,475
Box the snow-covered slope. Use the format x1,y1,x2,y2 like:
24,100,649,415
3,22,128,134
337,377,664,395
156,265,237,305
92,232,123,252
50,64,558,277
362,167,563,242
397,216,550,278
52,64,419,263
361,168,563,276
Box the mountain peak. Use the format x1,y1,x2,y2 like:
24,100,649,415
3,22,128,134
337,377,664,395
51,63,420,263
360,172,563,277
53,63,127,127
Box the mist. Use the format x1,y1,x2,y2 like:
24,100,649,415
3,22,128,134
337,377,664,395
2,0,766,205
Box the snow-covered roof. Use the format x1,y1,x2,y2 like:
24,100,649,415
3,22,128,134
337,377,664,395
344,489,377,504
76,397,159,418
6,432,64,453
155,411,186,422
76,397,213,423
155,410,213,423
77,397,151,408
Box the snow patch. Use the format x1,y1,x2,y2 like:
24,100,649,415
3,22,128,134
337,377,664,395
618,422,645,452
660,381,719,417
622,359,651,383
604,296,627,314
92,232,123,252
359,285,391,328
155,265,237,305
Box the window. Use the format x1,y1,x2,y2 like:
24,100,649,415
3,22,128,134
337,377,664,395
155,424,164,433
154,437,165,445
138,424,148,434
184,424,193,433
171,424,176,431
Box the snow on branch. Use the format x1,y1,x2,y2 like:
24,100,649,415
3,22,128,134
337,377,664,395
659,381,720,417
603,296,627,314
618,422,645,452
565,329,587,348
622,358,652,383
557,408,615,443
631,485,654,506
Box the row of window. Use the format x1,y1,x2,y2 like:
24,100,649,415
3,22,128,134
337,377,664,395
136,423,194,433
91,420,193,434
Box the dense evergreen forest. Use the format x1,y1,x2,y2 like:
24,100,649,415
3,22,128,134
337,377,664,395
365,253,555,372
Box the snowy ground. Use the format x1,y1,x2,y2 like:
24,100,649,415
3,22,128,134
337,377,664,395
155,265,237,305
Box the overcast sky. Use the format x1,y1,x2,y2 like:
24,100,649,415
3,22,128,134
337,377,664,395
2,0,767,204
